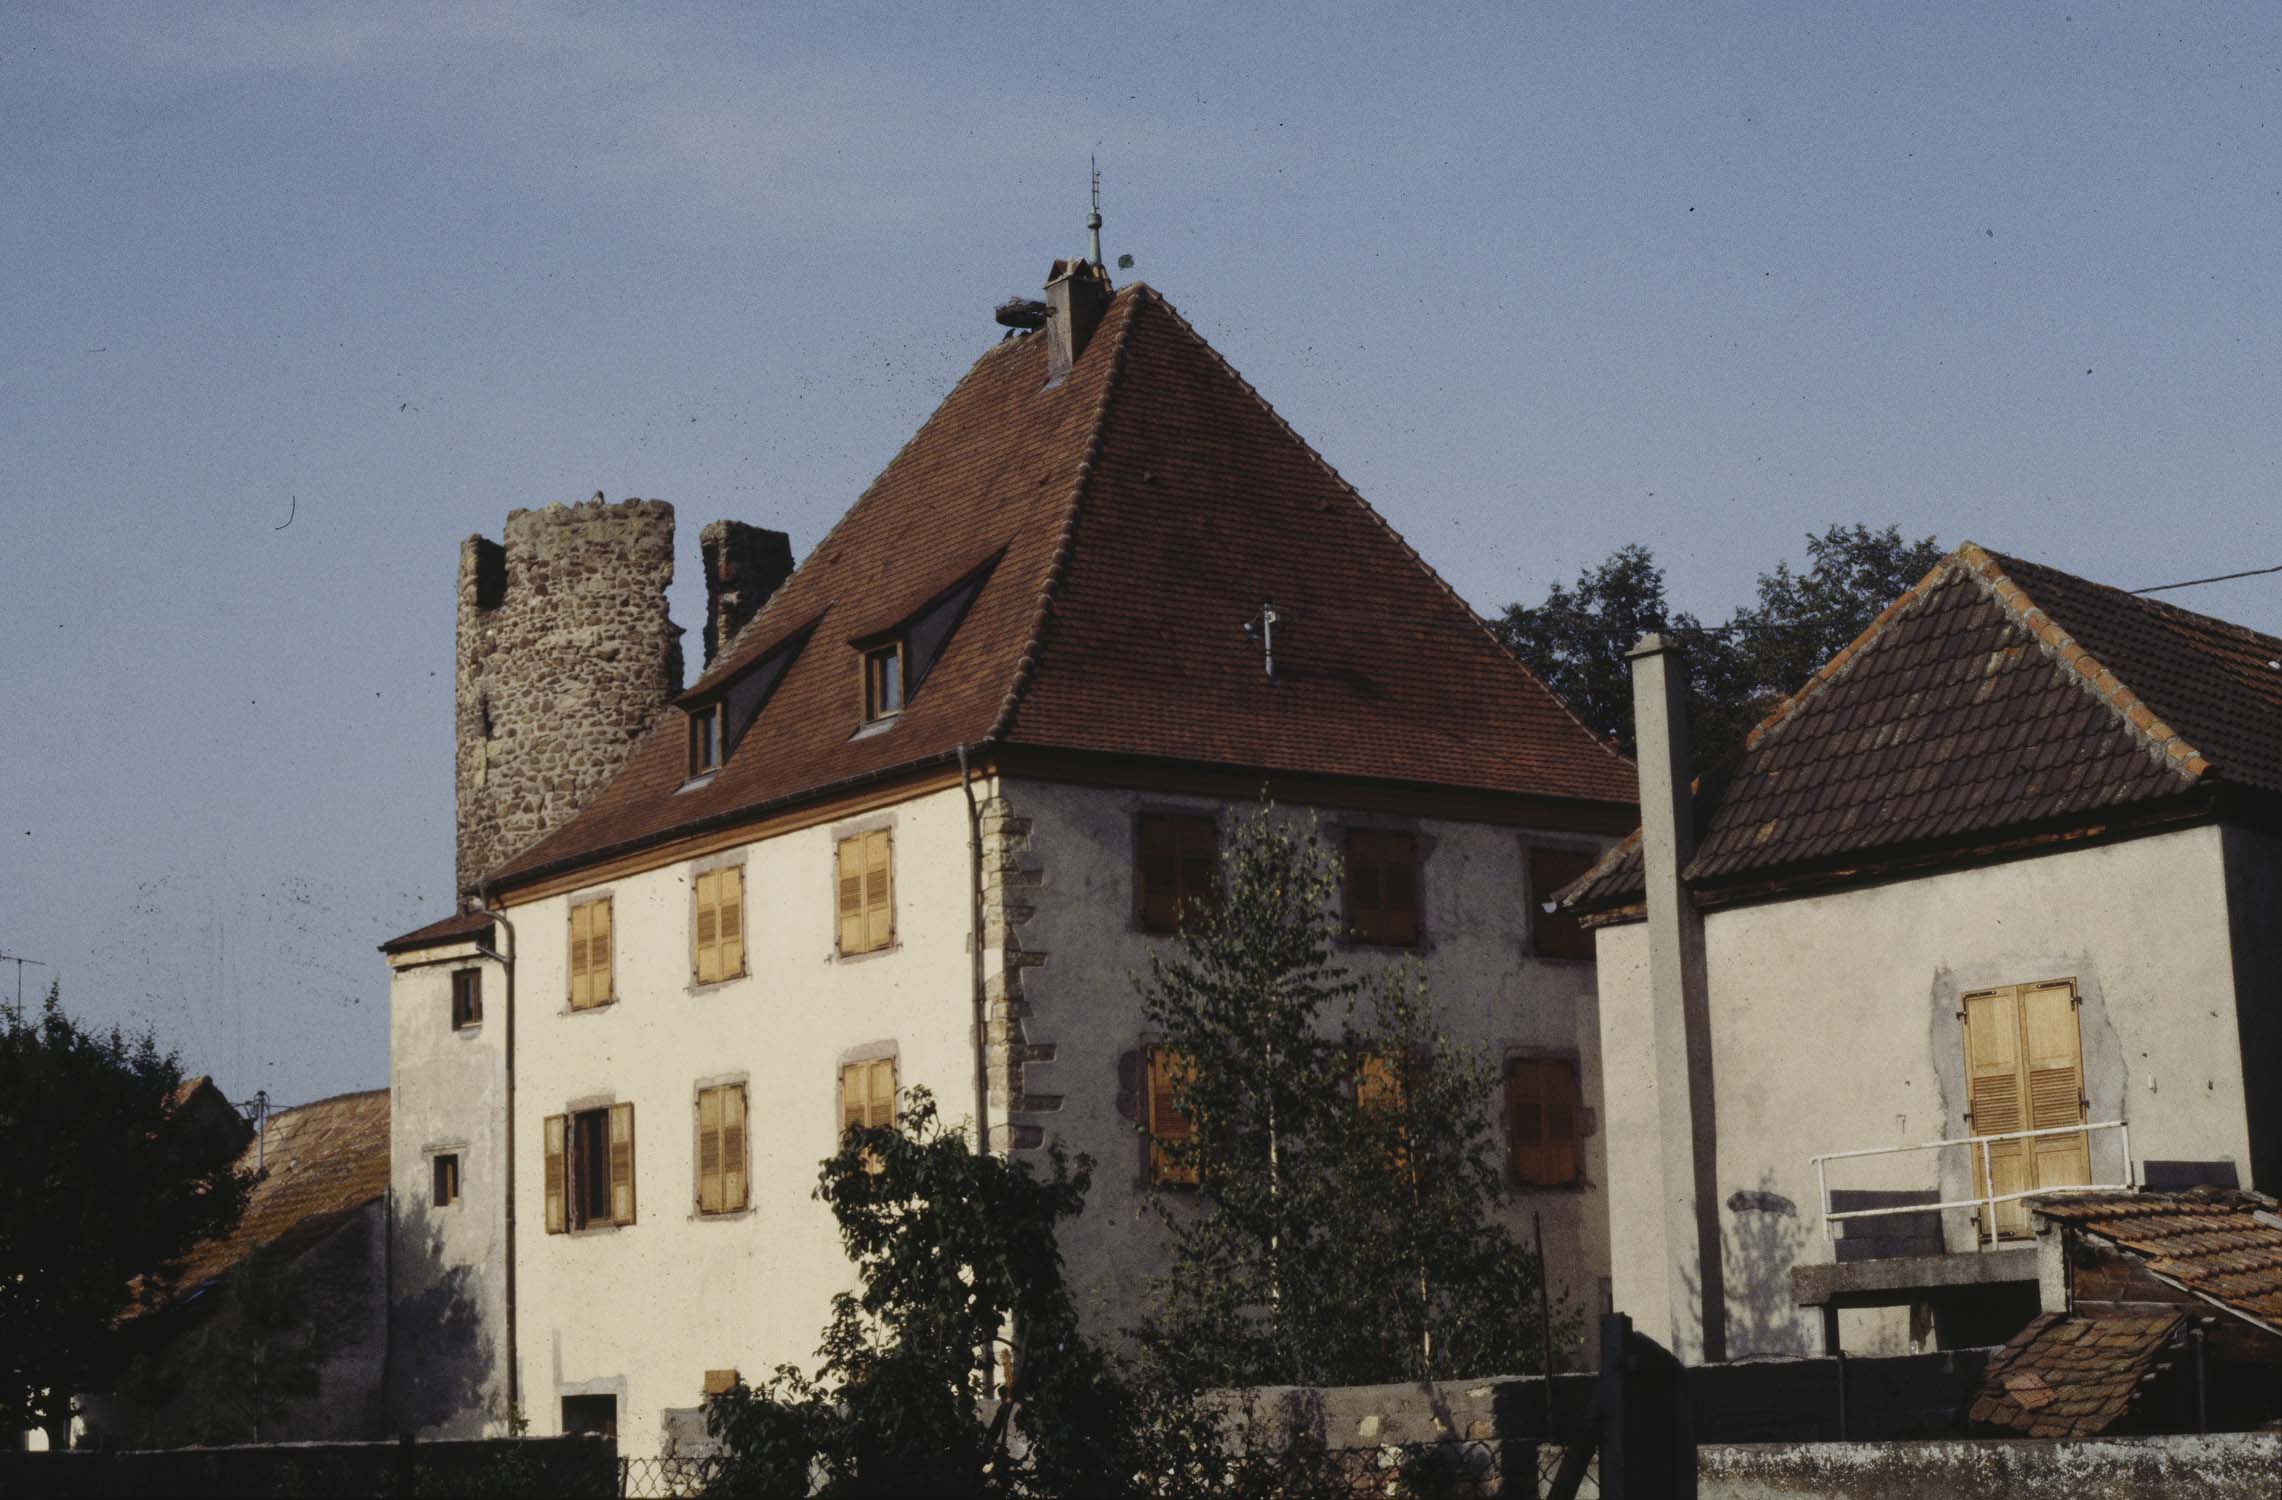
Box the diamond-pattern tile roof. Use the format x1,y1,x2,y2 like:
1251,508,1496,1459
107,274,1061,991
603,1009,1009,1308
1969,1310,2186,1439
2033,1187,2282,1333
1561,543,2280,912
493,284,1633,887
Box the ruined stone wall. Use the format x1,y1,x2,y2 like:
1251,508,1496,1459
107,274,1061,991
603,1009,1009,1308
455,495,681,896
698,519,794,668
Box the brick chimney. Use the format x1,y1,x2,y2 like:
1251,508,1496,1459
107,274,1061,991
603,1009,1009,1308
1043,258,1112,385
699,520,795,666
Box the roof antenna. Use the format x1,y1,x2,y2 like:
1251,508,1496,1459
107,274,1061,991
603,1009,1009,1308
1087,155,1104,271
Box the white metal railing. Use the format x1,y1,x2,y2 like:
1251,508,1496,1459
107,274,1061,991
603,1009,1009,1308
1810,1119,2134,1249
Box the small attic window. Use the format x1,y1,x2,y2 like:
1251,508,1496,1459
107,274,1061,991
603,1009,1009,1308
689,703,724,777
864,643,906,722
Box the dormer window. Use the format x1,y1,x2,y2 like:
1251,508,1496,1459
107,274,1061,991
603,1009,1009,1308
689,703,724,777
863,643,906,722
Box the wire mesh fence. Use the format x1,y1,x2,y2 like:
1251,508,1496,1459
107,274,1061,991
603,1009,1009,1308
617,1439,1597,1498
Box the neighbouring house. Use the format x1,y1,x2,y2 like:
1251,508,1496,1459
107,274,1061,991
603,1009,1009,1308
1562,542,2282,1365
98,1088,393,1446
383,241,1640,1453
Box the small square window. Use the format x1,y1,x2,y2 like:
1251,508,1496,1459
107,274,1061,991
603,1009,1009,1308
689,704,725,777
433,1152,461,1208
561,1394,616,1438
864,643,905,721
451,968,482,1030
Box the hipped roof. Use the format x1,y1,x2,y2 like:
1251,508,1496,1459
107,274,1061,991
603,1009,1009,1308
491,284,1634,889
1562,543,2282,914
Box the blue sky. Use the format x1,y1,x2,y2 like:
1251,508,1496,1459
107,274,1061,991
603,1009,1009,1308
5,3,2280,1105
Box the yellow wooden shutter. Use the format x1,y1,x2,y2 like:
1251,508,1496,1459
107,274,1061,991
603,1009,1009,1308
544,1113,567,1234
718,866,743,978
1964,985,2032,1237
609,1100,636,1225
591,899,612,1002
837,837,865,953
722,1084,747,1211
840,1062,867,1135
2022,980,2089,1193
695,871,720,982
864,830,893,951
866,1059,897,1128
569,903,591,1007
696,1086,723,1214
1148,1046,1198,1185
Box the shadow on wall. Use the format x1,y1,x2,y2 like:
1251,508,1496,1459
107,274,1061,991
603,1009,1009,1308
1677,1176,1811,1360
388,1195,497,1437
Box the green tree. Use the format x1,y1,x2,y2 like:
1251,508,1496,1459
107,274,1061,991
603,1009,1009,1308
119,1244,335,1445
1137,807,1563,1390
1495,525,1942,768
0,985,251,1448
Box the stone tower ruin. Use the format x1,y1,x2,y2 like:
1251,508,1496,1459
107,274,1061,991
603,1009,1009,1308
455,495,683,898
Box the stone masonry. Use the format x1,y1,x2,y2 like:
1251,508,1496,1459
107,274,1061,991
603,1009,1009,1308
980,793,1060,1151
698,520,795,668
455,495,682,897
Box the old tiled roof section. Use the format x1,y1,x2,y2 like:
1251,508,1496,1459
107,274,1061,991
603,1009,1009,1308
2033,1187,2282,1334
379,909,495,953
1969,1310,2187,1439
171,1088,391,1298
493,285,1632,885
1560,542,2281,912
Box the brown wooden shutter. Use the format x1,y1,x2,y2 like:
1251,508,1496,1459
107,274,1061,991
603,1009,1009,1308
1508,1058,1545,1184
1348,832,1384,943
837,837,866,953
1177,816,1216,921
695,870,720,982
718,866,744,978
696,1086,724,1214
544,1113,568,1234
1963,985,2032,1237
609,1100,636,1225
1542,1061,1579,1185
1147,1045,1198,1185
864,830,893,951
1139,815,1177,932
722,1084,747,1211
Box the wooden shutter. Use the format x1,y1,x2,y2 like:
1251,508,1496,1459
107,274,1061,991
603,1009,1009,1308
842,1060,893,1173
837,837,866,954
696,1086,724,1214
608,1100,636,1225
1348,832,1385,943
1177,816,1216,921
2023,981,2089,1192
590,900,612,1003
1963,985,2032,1237
1541,1061,1579,1185
1383,835,1418,947
1357,1052,1403,1117
1508,1059,1545,1184
718,866,744,979
695,871,721,982
722,1084,747,1211
1139,815,1178,932
1147,1045,1198,1185
544,1113,568,1234
569,902,591,1007
863,831,893,951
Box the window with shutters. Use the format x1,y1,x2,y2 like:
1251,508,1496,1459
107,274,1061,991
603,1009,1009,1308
1506,1057,1582,1187
543,1101,636,1232
1355,1050,1411,1169
432,1152,461,1208
689,703,725,777
692,865,746,984
1529,848,1599,961
1346,830,1419,947
1963,979,2088,1239
694,1083,748,1214
840,1057,897,1172
835,829,894,956
567,897,615,1009
1137,812,1218,934
451,968,482,1030
1144,1044,1199,1186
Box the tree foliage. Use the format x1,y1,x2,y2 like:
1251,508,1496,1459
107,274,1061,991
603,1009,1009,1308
1494,524,1943,767
119,1243,334,1445
0,985,251,1446
1137,806,1564,1390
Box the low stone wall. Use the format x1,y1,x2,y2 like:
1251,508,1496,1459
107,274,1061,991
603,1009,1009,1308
0,1434,616,1499
1700,1432,2282,1499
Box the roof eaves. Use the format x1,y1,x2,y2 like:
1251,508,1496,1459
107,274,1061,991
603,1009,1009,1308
985,287,1141,743
1960,542,2211,783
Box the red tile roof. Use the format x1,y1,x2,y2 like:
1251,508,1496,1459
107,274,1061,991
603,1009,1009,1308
1561,543,2280,913
171,1089,391,1298
1969,1310,2188,1439
491,284,1633,888
2033,1188,2282,1335
379,909,495,954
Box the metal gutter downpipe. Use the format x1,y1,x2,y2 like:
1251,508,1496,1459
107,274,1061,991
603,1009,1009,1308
474,883,520,1426
958,744,991,1156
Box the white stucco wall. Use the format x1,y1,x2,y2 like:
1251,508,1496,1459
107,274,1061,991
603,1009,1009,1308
1596,823,2255,1360
387,939,510,1434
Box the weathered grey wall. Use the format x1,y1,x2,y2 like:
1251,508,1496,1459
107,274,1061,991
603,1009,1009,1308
455,496,680,896
1699,1432,2282,1499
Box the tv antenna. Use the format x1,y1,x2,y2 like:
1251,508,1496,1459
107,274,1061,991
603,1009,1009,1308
0,950,48,1029
1087,155,1104,270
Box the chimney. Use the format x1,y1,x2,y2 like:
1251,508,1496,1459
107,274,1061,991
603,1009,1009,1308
699,520,795,666
1043,258,1111,385
1626,632,1727,1363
